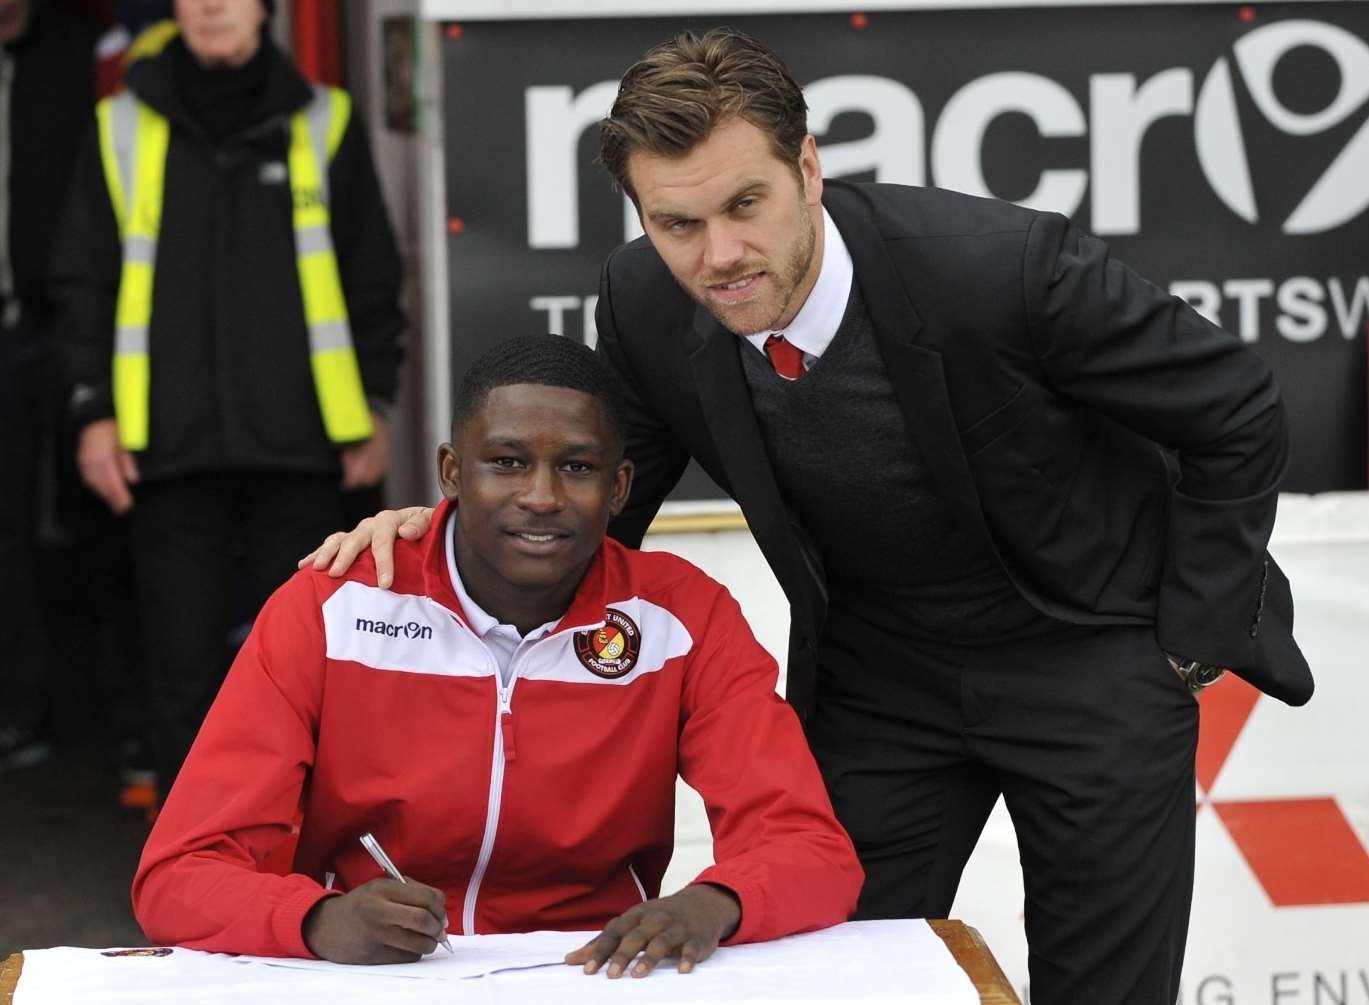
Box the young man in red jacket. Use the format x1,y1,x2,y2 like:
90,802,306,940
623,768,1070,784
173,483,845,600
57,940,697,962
132,334,862,975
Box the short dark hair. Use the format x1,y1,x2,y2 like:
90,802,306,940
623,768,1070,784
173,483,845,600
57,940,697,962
451,335,627,451
599,28,808,199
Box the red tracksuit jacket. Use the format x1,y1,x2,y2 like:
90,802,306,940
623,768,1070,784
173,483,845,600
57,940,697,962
132,499,862,957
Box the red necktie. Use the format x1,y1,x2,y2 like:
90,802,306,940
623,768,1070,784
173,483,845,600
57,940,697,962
764,334,805,380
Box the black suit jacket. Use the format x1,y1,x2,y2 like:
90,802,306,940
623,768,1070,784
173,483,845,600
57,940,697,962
596,180,1312,719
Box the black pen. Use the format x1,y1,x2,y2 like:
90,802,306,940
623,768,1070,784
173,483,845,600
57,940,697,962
359,831,455,954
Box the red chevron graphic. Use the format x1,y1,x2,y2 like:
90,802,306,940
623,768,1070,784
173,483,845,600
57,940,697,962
1195,676,1261,793
1197,677,1369,906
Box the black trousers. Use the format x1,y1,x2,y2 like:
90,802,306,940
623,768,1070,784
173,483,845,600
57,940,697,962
807,609,1198,1005
128,471,344,791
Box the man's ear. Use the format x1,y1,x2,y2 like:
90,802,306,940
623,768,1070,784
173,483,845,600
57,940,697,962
437,442,460,502
799,133,823,206
608,458,634,518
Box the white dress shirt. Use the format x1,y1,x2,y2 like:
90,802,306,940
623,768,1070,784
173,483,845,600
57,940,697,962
744,207,854,372
444,512,558,687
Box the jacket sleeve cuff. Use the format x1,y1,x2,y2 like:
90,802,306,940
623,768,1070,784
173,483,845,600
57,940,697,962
274,886,342,959
1156,487,1276,667
692,868,764,946
67,382,113,429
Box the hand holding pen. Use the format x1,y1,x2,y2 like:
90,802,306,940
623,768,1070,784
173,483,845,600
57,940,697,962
299,832,452,964
360,832,454,954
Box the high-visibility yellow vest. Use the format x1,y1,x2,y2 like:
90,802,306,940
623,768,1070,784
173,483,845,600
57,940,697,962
94,84,374,450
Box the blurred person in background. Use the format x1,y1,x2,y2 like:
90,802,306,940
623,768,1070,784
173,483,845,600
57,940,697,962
0,0,102,771
52,0,405,800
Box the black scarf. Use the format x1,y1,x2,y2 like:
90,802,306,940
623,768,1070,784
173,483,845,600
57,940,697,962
173,33,270,141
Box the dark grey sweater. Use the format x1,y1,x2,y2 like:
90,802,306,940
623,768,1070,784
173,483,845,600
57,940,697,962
741,286,1055,642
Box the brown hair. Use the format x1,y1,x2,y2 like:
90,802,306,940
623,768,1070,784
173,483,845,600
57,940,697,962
598,28,809,199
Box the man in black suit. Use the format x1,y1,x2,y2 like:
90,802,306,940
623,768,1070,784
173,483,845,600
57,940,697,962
310,28,1310,1003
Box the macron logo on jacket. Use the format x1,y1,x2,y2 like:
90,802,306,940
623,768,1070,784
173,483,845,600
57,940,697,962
353,617,434,640
324,582,471,676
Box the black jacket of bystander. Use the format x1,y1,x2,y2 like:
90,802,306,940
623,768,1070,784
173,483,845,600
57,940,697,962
52,36,404,480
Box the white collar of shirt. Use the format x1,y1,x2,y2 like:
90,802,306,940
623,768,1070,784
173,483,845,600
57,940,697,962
744,207,853,365
443,510,558,684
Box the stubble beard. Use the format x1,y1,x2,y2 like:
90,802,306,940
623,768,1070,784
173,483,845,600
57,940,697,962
691,199,819,337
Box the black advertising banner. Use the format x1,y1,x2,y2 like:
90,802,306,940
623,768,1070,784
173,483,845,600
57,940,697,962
442,4,1369,496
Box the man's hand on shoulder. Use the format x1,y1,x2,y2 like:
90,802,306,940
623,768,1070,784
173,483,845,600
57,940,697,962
296,506,435,589
301,877,448,964
564,883,741,978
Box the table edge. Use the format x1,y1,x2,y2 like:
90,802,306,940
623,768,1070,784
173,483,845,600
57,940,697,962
928,919,1021,1004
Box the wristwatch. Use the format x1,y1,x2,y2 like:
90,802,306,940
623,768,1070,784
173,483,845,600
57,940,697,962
1166,654,1228,692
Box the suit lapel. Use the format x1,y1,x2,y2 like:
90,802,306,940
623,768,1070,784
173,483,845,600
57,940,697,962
825,188,990,531
689,308,824,623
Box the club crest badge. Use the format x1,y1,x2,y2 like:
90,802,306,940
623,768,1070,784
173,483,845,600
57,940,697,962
574,608,641,679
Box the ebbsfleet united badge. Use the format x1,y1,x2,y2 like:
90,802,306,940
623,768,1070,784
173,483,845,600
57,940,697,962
574,608,641,679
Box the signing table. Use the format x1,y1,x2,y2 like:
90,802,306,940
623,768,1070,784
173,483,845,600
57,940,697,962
1,920,1017,1004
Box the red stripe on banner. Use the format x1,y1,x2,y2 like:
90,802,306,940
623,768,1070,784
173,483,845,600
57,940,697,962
1195,675,1261,794
291,0,342,86
1214,798,1369,906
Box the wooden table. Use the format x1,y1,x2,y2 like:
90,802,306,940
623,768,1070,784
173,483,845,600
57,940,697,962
1,919,1018,1003
928,920,1021,1004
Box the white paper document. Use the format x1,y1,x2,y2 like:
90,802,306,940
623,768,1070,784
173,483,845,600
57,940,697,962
232,927,576,981
15,919,980,1005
